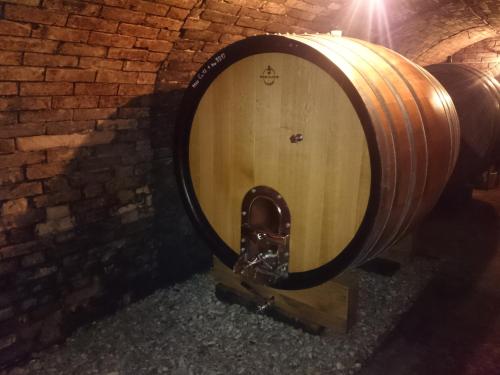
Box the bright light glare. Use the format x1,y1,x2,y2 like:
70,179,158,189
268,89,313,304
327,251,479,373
342,0,393,48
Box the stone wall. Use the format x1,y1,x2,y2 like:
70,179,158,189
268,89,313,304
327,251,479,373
452,37,500,78
0,0,497,368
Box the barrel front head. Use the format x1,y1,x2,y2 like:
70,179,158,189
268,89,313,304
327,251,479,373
175,34,460,289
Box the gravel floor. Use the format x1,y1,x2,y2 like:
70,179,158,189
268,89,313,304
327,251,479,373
5,257,437,375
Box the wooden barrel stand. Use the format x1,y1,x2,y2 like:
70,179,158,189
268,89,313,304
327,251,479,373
212,257,358,334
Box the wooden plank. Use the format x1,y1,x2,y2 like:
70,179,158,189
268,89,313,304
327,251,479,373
212,258,357,333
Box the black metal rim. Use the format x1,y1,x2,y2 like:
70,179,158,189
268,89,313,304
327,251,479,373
174,34,381,290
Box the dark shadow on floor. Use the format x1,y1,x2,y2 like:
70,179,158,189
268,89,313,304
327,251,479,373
360,189,500,375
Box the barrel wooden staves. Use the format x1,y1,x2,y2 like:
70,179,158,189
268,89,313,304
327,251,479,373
425,63,500,190
175,34,460,290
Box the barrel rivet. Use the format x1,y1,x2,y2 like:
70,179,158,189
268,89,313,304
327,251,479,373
251,189,256,193
242,211,247,216
241,238,246,243
277,195,282,199
285,222,290,228
241,247,246,252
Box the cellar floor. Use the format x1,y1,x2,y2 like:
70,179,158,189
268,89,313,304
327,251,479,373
3,188,499,375
360,188,500,375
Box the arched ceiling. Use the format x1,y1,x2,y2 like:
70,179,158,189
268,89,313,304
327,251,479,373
158,0,500,88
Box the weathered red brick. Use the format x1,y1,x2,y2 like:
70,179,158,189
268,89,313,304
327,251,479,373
73,108,117,121
46,205,71,220
131,0,169,16
32,25,90,43
46,148,78,162
182,17,211,30
26,162,67,180
243,27,264,36
265,23,290,34
0,67,45,81
2,208,45,230
200,40,220,51
261,2,287,15
0,167,24,186
101,6,146,24
59,42,107,57
0,113,18,126
286,0,324,13
79,57,123,70
46,120,96,135
206,0,241,15
0,140,15,154
201,9,238,24
98,96,133,108
207,23,245,35
5,4,67,26
236,16,268,29
0,36,58,53
135,39,173,52
0,20,31,37
0,151,45,168
97,119,138,130
19,109,73,123
118,84,155,96
146,52,167,63
183,29,220,42
83,183,104,198
240,7,272,20
46,68,96,82
0,97,51,111
193,51,212,63
52,96,99,109
108,47,149,61
23,53,79,67
144,15,183,30
167,49,195,62
17,132,116,151
96,70,139,83
137,72,156,84
0,51,22,65
0,83,18,96
167,60,200,71
118,107,149,118
118,23,160,39
88,32,136,48
160,0,197,9
157,30,181,41
0,182,43,200
21,251,45,267
167,6,189,20
67,15,119,33
0,241,39,260
20,82,73,96
34,190,81,207
287,8,316,21
42,0,101,17
219,33,245,44
123,61,159,72
161,69,192,82
2,0,40,6
0,123,45,138
75,83,118,95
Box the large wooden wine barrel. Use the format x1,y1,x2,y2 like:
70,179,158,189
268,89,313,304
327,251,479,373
175,34,460,289
425,63,500,189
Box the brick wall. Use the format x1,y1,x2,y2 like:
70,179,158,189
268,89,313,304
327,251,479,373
452,37,500,78
0,0,498,368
